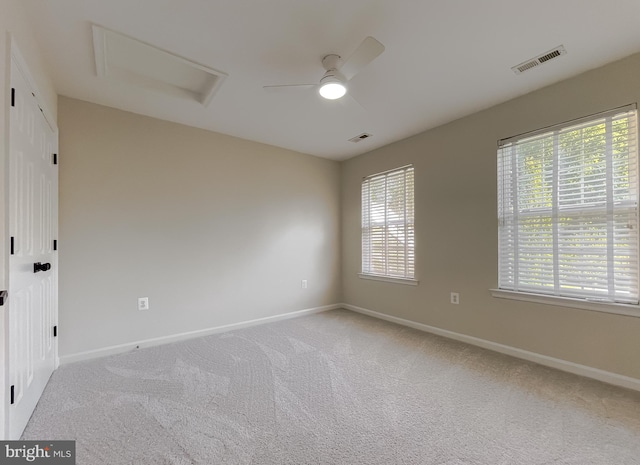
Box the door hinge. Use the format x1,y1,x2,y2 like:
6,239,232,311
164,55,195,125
52,153,58,165
53,239,57,251
53,325,58,338
10,237,15,255
10,385,15,405
11,88,15,107
0,290,7,306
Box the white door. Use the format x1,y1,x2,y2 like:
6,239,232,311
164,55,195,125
8,55,58,439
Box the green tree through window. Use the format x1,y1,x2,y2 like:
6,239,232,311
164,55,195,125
498,107,639,304
362,165,415,279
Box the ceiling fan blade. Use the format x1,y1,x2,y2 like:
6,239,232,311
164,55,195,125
346,92,367,113
340,36,385,81
263,84,316,92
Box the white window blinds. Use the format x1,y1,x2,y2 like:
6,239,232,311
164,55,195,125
498,105,639,304
362,165,415,279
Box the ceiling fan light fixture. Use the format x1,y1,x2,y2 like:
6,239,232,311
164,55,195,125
319,81,347,100
319,70,347,100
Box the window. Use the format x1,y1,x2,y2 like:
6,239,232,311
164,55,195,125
497,105,639,304
361,165,415,281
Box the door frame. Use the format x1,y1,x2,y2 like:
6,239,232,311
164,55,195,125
1,37,58,440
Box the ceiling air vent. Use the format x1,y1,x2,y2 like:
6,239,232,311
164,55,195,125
349,133,372,143
511,45,567,75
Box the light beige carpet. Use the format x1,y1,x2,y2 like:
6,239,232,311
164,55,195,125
22,309,640,464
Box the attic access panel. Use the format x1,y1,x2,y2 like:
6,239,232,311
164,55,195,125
92,24,227,106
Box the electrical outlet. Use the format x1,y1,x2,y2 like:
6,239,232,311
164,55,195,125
301,280,308,289
138,297,149,311
450,292,459,305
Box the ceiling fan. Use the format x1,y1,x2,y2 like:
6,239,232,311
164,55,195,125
263,36,385,100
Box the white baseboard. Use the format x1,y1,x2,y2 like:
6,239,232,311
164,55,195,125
61,302,640,393
61,304,339,365
342,303,640,393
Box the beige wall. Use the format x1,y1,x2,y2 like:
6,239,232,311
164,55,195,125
341,52,640,380
58,97,341,357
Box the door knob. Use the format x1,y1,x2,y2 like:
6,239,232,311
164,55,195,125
33,262,51,273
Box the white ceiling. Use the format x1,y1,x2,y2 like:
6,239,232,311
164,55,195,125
21,0,640,161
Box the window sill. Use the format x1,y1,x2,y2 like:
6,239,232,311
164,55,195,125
359,274,419,286
490,289,640,318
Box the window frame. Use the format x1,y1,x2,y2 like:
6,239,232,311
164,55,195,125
493,104,640,316
360,164,417,285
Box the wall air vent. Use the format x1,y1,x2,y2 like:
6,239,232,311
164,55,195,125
349,133,372,143
92,25,227,106
512,45,567,75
